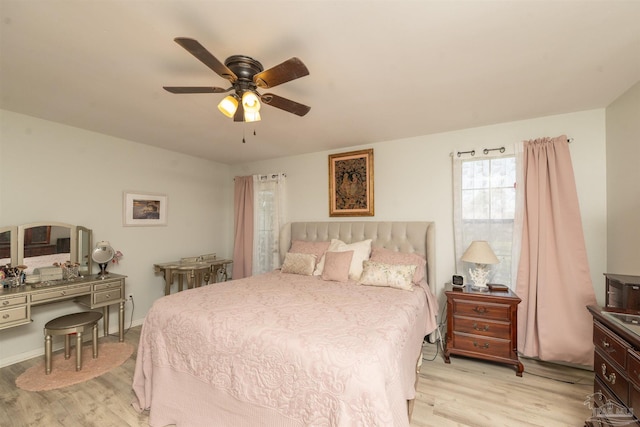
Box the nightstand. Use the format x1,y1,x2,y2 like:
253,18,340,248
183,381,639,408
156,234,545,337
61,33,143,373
444,284,524,376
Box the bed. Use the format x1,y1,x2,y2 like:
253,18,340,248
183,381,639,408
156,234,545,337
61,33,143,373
133,221,438,426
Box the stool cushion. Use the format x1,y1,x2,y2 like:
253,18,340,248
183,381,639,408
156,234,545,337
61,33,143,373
45,311,103,331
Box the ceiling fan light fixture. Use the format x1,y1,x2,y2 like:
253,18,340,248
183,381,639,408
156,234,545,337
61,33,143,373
218,95,239,118
242,91,261,112
244,110,261,123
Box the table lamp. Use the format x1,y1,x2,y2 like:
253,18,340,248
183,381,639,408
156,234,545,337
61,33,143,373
461,240,500,291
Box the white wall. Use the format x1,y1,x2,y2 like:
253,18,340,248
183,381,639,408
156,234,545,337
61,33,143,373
0,110,233,366
606,81,640,275
232,109,608,309
0,107,611,366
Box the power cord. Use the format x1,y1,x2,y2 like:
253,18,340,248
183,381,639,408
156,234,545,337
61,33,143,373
422,302,448,362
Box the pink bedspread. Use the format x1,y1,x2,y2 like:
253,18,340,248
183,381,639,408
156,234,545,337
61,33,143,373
133,271,437,427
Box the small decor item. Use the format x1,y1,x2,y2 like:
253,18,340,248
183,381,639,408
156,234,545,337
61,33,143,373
123,192,168,226
91,241,116,279
329,149,374,217
54,261,80,281
461,241,500,291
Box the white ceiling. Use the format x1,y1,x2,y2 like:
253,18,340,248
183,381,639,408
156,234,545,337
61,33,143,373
1,1,639,165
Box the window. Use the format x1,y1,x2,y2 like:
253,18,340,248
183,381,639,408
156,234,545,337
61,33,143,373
454,156,516,286
252,174,287,275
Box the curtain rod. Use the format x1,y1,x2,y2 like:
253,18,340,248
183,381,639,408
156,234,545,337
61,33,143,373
454,137,574,157
233,173,287,181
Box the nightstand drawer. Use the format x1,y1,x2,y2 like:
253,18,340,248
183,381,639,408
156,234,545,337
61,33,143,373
453,316,510,339
594,321,628,369
453,299,511,321
452,332,513,359
595,349,629,405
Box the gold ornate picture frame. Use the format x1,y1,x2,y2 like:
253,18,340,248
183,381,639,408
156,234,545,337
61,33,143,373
329,149,374,217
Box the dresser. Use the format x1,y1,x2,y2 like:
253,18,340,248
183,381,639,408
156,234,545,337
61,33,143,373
586,305,640,426
0,273,126,341
444,284,523,376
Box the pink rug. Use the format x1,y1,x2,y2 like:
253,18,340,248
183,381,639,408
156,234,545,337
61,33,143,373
15,342,134,391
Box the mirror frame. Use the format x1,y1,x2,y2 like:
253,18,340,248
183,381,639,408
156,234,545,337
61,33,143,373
77,226,93,275
0,225,18,265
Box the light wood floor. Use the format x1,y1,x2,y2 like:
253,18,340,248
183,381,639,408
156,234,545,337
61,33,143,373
0,325,594,427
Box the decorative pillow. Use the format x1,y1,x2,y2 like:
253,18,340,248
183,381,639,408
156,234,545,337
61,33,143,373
313,239,347,276
281,252,317,276
289,240,331,266
358,260,417,291
370,246,427,284
314,238,372,281
321,251,354,282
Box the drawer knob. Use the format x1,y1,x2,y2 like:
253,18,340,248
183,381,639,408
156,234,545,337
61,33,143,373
105,294,110,298
601,339,616,354
473,306,488,314
473,322,489,332
2,314,9,319
601,363,616,385
2,301,9,306
473,342,490,350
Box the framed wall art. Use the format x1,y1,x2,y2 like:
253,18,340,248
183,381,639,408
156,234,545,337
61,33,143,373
328,149,374,217
123,191,168,226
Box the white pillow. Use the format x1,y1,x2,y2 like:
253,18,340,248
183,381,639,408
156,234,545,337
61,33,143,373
281,252,317,276
358,260,417,291
314,238,372,281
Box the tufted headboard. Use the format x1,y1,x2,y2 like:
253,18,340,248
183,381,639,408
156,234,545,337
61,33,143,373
279,221,435,287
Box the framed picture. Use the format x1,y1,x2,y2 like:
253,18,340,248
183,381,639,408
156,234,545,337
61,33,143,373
123,192,168,226
329,149,374,217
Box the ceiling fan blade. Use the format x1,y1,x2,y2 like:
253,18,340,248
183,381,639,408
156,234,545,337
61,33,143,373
254,58,309,89
261,93,310,116
234,102,245,122
173,37,237,83
163,86,230,94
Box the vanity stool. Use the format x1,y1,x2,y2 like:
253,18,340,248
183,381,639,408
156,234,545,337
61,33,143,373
44,311,102,375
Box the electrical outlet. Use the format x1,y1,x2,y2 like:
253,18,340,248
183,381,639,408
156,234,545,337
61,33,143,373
127,293,134,301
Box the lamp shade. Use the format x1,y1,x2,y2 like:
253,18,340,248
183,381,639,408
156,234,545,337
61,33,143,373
218,95,238,118
242,91,261,112
244,110,261,123
461,241,499,265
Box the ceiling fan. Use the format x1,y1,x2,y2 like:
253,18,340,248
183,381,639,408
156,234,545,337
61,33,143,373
163,37,310,123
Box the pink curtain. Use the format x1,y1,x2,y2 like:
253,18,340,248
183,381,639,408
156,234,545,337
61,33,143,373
516,135,597,366
232,176,254,279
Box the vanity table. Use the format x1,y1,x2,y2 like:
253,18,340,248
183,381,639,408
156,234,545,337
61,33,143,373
0,273,126,341
0,222,125,341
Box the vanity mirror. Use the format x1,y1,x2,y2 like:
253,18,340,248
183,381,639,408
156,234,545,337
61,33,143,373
18,222,74,274
77,226,93,275
0,222,92,277
0,226,17,266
